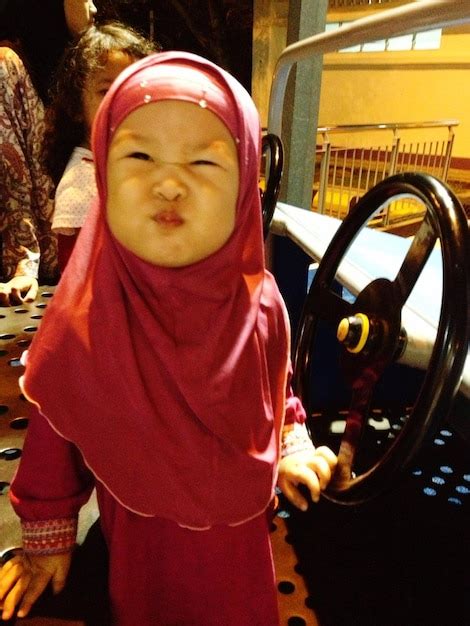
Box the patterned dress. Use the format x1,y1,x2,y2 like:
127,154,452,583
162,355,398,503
0,47,58,282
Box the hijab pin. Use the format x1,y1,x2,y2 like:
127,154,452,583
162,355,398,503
143,94,152,103
198,90,208,109
140,80,148,88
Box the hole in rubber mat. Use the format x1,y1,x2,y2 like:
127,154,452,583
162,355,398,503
0,547,23,564
9,417,29,430
278,580,296,594
287,617,307,626
0,448,22,460
304,596,316,609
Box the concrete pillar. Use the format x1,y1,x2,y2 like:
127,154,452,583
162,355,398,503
281,1,328,209
252,0,288,128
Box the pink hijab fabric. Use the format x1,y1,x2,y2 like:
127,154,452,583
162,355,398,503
21,52,291,528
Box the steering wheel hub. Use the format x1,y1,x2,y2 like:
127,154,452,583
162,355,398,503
337,313,370,353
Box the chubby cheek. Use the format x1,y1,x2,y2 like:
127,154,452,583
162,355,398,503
106,192,132,244
106,173,144,224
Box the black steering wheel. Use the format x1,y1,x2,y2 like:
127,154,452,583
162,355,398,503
293,172,469,504
261,133,283,239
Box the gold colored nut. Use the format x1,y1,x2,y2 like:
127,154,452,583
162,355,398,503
337,313,370,353
349,313,369,353
337,317,350,342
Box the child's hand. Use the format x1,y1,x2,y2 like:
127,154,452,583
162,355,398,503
0,551,72,621
0,276,38,306
278,446,337,512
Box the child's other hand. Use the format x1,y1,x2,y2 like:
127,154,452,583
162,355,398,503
278,447,337,512
0,551,72,621
0,276,38,306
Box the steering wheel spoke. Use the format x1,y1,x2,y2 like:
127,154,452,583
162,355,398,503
393,212,437,305
308,284,352,325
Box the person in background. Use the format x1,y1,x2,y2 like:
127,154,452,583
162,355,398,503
43,22,157,271
0,0,98,103
0,51,336,624
0,48,57,305
0,1,97,305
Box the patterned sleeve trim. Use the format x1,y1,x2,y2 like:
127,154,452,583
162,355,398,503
22,518,77,555
281,422,315,458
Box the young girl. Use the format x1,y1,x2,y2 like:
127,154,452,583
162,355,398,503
0,52,336,625
44,22,156,271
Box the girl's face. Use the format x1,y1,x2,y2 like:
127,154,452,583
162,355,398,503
82,51,136,146
106,100,239,268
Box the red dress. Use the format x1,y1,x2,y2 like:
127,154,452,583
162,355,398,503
13,263,307,624
10,396,306,625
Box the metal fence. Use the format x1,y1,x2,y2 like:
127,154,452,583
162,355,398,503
329,0,395,7
312,120,458,227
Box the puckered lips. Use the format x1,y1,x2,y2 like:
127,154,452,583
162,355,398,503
152,209,184,227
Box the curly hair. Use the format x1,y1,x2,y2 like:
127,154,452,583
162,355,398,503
43,21,158,185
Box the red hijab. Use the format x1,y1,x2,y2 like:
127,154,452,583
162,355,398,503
21,52,290,528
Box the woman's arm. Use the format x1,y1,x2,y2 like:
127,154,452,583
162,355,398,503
63,0,96,37
0,47,57,301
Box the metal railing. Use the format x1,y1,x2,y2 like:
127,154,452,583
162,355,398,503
329,0,395,7
314,120,458,225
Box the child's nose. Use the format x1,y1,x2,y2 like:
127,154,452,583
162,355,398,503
152,176,186,202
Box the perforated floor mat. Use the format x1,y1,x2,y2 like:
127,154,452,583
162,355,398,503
0,290,54,556
0,290,320,625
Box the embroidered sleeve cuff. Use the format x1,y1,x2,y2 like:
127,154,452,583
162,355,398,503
22,518,78,555
281,422,315,458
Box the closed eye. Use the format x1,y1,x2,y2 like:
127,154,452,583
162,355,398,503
128,152,152,161
192,159,218,166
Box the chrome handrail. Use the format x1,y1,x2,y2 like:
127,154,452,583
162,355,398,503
317,120,459,134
